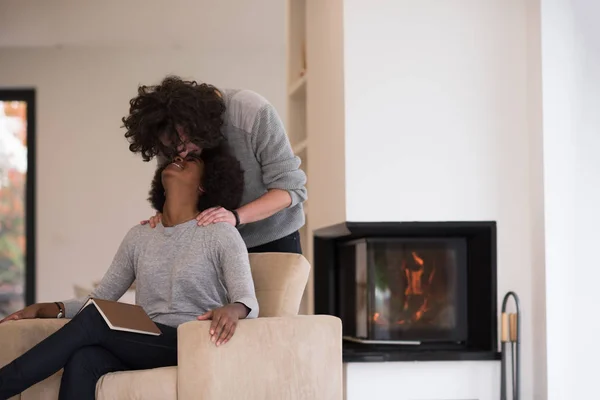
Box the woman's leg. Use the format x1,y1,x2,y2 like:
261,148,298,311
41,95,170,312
59,346,128,400
247,231,302,254
0,305,177,399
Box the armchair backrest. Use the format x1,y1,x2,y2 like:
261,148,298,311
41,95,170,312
248,253,310,317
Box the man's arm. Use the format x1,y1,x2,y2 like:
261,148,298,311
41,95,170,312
236,188,291,225
251,101,307,209
196,100,307,227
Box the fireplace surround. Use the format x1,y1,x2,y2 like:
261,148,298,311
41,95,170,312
313,221,500,362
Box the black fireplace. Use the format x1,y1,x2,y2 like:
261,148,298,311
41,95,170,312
314,221,500,362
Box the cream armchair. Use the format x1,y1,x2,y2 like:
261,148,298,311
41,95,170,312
0,253,342,400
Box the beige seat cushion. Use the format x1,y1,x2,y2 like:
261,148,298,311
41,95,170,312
96,366,177,400
19,372,62,400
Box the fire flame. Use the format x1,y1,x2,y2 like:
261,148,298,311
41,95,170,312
412,251,424,266
414,298,429,320
404,251,426,299
373,250,436,326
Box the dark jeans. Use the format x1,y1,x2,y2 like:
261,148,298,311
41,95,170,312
247,231,302,254
0,305,177,400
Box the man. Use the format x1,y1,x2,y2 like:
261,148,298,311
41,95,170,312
122,76,306,253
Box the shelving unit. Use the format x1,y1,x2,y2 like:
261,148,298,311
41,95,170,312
292,138,307,155
288,74,307,98
287,0,312,315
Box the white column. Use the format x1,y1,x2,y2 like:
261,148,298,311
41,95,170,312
541,0,600,399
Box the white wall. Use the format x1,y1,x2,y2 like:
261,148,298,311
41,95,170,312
527,1,547,399
541,0,600,399
345,362,500,400
0,0,279,52
341,0,537,398
0,1,286,302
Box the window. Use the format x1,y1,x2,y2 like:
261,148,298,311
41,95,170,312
0,90,35,318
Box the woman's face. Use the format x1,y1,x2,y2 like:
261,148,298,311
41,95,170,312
161,154,205,195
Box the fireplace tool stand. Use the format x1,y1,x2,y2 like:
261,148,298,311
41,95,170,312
500,291,520,400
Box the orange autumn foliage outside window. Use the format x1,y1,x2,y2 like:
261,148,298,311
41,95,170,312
0,100,28,318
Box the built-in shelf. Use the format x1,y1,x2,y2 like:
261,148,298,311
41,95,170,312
288,0,312,315
288,74,307,97
292,138,307,155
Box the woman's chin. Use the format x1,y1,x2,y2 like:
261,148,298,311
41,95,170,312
162,166,181,177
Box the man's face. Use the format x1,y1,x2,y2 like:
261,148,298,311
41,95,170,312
159,126,202,158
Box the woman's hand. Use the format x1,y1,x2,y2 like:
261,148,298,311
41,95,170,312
0,303,41,324
0,302,64,324
196,207,236,227
197,303,250,346
141,212,162,228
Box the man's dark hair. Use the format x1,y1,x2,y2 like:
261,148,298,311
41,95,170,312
123,75,226,161
148,144,244,212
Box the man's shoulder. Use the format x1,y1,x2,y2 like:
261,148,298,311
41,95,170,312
222,88,270,107
221,88,272,133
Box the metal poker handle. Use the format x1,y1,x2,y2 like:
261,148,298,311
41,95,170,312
500,292,520,400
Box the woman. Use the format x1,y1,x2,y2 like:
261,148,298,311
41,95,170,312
0,145,258,400
123,76,306,254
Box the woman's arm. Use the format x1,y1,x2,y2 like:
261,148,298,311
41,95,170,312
197,224,259,346
60,226,139,318
216,225,259,318
1,227,139,323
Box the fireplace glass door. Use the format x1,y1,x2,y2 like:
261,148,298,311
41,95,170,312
339,238,468,343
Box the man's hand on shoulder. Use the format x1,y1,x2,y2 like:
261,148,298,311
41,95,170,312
196,207,237,227
140,212,162,228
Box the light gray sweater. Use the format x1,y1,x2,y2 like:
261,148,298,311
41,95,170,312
159,89,308,248
62,220,259,327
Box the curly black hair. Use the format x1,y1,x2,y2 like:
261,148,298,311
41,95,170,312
148,144,244,213
123,75,226,162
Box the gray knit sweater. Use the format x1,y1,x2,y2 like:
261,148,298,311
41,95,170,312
159,89,307,248
62,220,259,327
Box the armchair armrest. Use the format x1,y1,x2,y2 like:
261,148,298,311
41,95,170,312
0,319,68,367
177,315,342,400
0,319,69,400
